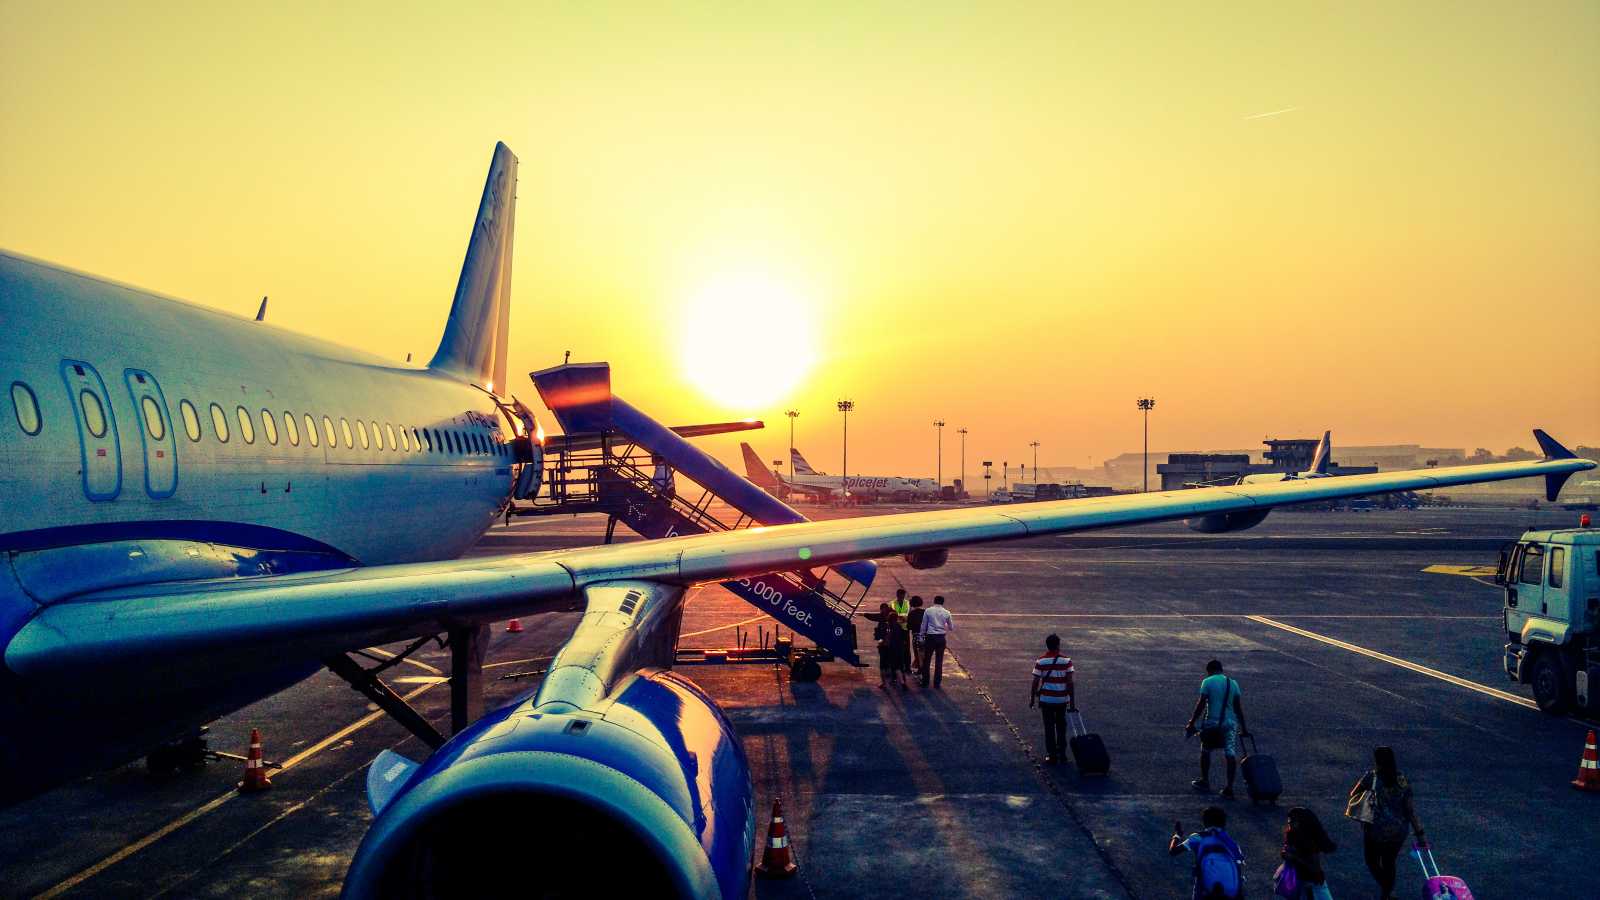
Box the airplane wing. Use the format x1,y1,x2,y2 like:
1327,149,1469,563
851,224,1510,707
9,446,1591,682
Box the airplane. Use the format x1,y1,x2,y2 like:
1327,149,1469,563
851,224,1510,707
740,442,940,502
2,142,1593,899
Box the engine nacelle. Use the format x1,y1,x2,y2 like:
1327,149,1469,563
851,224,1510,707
903,548,949,570
1185,508,1272,533
344,668,754,900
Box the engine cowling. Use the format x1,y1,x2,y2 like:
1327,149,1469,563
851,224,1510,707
343,668,755,900
903,548,949,569
1185,508,1272,533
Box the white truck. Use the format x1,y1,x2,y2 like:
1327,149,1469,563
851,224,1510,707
1498,524,1600,715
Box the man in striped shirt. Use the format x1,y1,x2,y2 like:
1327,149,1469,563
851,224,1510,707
1030,634,1076,764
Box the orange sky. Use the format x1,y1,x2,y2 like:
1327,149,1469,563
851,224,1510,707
3,3,1596,478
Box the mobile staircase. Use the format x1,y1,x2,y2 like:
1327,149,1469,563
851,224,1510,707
512,362,877,669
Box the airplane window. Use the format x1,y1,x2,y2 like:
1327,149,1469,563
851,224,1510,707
399,426,410,451
141,396,166,441
385,423,397,450
211,403,230,442
11,382,41,435
371,420,384,450
260,409,278,445
340,418,353,448
322,415,336,447
304,413,319,447
424,429,435,452
236,406,255,444
448,431,459,454
79,390,107,438
179,400,201,441
284,411,300,447
1549,546,1566,590
357,420,370,450
412,427,422,451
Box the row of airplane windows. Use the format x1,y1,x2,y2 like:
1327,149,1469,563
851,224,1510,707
10,380,507,459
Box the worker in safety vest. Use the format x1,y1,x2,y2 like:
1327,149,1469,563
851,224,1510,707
890,589,912,675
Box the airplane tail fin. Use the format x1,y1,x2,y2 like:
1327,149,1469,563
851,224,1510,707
1534,428,1580,501
1307,430,1332,475
741,443,781,489
429,142,517,393
791,448,819,475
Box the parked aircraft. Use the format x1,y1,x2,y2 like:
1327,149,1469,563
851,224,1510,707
1,143,1591,899
739,443,940,501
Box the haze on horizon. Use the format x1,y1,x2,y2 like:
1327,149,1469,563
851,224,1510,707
3,3,1596,478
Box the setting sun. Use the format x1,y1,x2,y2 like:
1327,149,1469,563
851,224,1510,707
678,270,817,411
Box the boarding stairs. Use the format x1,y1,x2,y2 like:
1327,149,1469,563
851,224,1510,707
513,363,876,665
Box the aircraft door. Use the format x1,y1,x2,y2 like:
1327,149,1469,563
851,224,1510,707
124,369,178,498
59,360,122,501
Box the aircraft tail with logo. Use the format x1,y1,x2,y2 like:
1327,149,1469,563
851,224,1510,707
791,448,821,475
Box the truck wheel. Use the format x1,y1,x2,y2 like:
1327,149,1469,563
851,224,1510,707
790,657,822,682
1530,652,1572,715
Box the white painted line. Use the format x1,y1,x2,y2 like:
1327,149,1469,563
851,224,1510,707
35,682,441,899
362,645,443,675
1245,615,1537,710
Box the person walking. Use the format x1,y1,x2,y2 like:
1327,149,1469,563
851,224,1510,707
891,592,913,676
1183,660,1249,798
1344,746,1425,900
1168,806,1245,899
919,595,953,688
906,596,927,677
1279,806,1337,899
871,602,906,690
1029,634,1076,764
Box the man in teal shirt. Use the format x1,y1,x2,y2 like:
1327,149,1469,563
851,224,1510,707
1184,659,1249,798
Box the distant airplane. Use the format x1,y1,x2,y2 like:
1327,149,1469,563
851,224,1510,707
740,443,939,501
1,143,1591,898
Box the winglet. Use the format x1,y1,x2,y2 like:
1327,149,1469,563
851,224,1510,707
254,296,268,322
1534,429,1579,501
1308,430,1332,475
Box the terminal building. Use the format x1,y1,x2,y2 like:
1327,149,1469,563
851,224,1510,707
1154,438,1378,491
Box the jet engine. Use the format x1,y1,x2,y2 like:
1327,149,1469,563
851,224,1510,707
343,668,755,900
903,548,949,569
1185,508,1271,533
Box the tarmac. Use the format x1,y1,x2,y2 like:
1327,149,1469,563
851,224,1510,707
2,504,1597,898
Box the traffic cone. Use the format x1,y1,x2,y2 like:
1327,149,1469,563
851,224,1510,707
1574,730,1600,792
506,618,524,633
237,728,272,793
754,798,797,878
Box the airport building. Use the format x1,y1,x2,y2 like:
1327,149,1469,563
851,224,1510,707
1153,438,1377,491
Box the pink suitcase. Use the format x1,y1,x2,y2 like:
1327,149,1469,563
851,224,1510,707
1413,843,1473,900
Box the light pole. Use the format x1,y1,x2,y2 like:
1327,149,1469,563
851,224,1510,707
1030,441,1040,483
772,460,783,498
933,420,945,491
785,409,799,468
957,427,968,498
983,460,992,500
837,400,853,501
1137,397,1156,492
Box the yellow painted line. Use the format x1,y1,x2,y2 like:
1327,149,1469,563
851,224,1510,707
35,682,440,900
363,645,444,675
679,613,774,640
1245,615,1536,710
1422,564,1499,577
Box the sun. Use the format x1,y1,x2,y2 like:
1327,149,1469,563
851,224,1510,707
679,271,818,410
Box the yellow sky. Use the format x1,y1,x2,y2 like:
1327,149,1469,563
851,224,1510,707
3,2,1596,478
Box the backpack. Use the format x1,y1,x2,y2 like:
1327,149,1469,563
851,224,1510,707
1194,830,1243,899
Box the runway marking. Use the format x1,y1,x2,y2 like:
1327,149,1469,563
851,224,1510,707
1245,615,1537,710
1422,564,1499,577
679,613,774,640
34,682,441,900
362,645,443,675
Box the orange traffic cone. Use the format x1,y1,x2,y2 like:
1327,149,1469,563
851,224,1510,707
506,618,524,633
237,728,272,793
754,798,797,878
1574,730,1600,792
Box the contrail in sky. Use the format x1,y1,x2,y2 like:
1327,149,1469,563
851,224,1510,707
1243,106,1299,120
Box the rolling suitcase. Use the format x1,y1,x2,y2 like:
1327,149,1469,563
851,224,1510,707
1240,734,1282,805
1067,710,1110,775
1413,843,1473,899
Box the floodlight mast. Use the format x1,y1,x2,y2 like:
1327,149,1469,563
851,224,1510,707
837,400,854,500
1137,397,1156,492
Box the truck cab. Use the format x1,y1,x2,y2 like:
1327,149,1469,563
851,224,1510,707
1499,525,1600,715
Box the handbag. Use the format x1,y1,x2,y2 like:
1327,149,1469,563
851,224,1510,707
1199,678,1233,749
1272,861,1299,898
1345,772,1378,824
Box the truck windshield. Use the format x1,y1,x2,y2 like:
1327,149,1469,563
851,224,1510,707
1518,544,1545,585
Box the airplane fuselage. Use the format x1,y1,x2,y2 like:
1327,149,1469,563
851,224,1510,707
0,251,518,795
